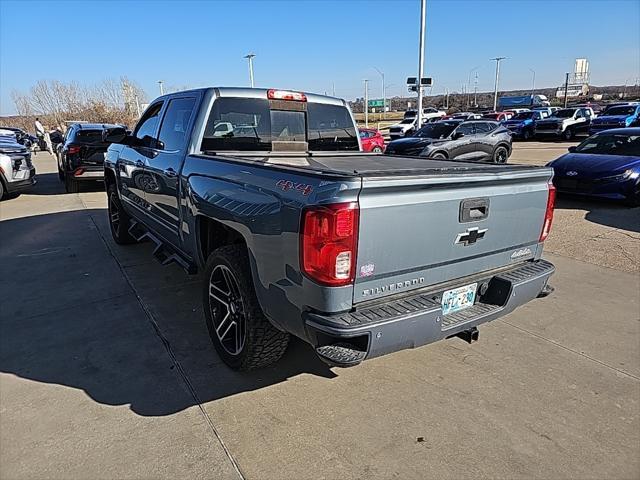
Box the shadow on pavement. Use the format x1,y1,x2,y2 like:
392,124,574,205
556,195,640,233
0,208,335,417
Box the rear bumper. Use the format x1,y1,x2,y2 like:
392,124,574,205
305,259,554,365
72,166,104,181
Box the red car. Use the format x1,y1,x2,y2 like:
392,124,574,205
359,128,385,152
482,112,513,121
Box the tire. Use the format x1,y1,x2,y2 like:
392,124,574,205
493,145,509,164
372,146,383,153
624,181,640,207
563,128,574,141
522,129,531,141
0,179,4,200
107,184,137,244
203,245,290,370
431,152,447,160
64,173,79,193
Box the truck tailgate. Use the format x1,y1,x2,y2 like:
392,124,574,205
354,167,553,303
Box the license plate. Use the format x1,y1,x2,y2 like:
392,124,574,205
441,283,477,315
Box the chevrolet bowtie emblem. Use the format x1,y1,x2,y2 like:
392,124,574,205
455,227,487,246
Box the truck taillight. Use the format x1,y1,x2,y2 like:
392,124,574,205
301,203,359,286
267,89,307,102
539,183,556,242
68,145,81,154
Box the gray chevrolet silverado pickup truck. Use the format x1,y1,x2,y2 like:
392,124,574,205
104,87,556,370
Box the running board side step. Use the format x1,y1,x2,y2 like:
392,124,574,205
315,343,367,367
127,220,197,274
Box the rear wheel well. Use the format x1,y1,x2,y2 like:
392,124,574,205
198,216,246,263
431,150,448,159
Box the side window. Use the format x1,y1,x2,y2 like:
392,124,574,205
474,122,492,134
157,97,197,151
583,108,592,118
456,123,475,136
575,110,584,119
134,102,163,141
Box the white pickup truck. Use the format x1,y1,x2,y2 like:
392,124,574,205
534,107,596,140
389,108,446,140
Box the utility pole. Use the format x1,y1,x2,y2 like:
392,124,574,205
373,67,385,119
529,68,536,98
474,72,478,108
158,80,164,95
332,81,336,96
134,95,141,118
490,57,506,111
445,88,449,110
244,54,256,88
363,79,369,127
416,0,426,128
467,66,479,109
563,72,570,107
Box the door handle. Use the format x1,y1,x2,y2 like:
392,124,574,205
164,167,178,178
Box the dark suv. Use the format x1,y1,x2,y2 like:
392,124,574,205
385,120,513,163
57,123,122,192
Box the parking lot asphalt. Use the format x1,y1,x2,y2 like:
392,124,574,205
1,149,639,479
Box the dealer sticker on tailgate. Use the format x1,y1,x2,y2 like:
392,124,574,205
441,283,478,315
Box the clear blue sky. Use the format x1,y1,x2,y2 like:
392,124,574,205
1,0,639,114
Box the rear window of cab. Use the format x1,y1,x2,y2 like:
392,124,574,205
201,98,359,152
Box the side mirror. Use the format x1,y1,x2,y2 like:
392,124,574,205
453,131,465,139
102,127,128,144
568,146,576,153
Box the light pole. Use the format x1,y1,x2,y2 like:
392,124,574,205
373,67,385,118
490,57,506,111
158,80,164,95
363,79,369,127
244,53,256,88
563,72,570,107
416,0,427,127
529,68,536,98
467,65,480,109
474,72,478,108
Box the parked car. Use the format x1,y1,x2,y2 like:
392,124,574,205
103,87,555,370
534,107,595,140
482,112,512,122
57,123,122,193
385,120,512,163
532,107,554,117
589,104,640,134
547,128,640,206
0,134,36,199
389,117,420,140
359,128,385,152
504,108,531,115
502,110,549,140
403,107,446,122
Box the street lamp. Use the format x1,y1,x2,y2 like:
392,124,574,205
529,68,536,98
158,80,164,95
244,53,256,88
363,79,369,127
490,57,506,111
416,0,427,128
373,66,385,118
467,65,480,108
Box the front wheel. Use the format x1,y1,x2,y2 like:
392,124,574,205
372,146,383,153
431,152,447,160
563,128,574,141
203,245,290,370
493,145,509,164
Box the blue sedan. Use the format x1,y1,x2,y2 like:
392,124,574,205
546,128,640,206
